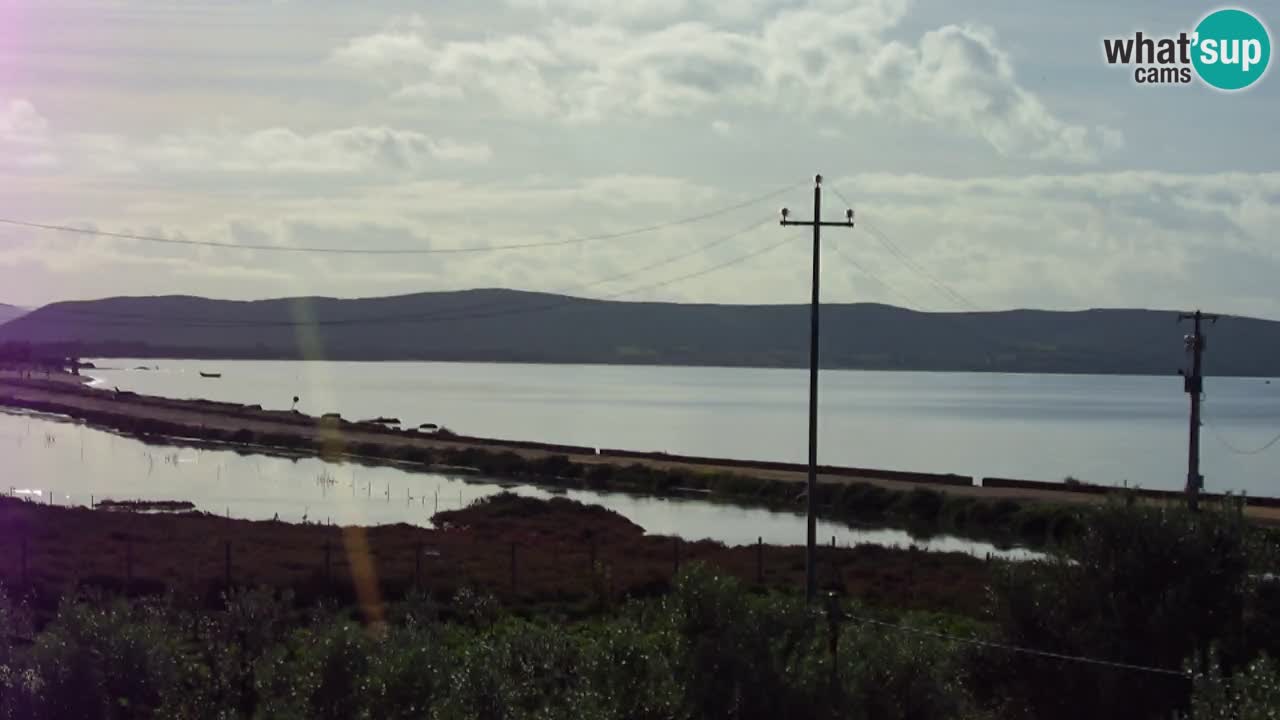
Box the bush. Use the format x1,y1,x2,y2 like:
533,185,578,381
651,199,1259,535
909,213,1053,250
1191,654,1280,719
4,592,193,719
989,501,1263,720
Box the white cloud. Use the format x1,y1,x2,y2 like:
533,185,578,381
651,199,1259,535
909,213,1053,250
54,126,491,179
0,99,59,169
888,25,1118,162
1,97,490,178
143,126,491,174
508,0,690,23
393,82,465,101
711,119,733,136
335,0,1116,162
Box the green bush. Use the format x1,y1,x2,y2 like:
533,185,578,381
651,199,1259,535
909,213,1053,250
1191,654,1280,719
3,592,194,720
989,501,1263,720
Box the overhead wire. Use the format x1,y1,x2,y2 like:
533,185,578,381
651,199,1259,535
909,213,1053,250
827,185,983,311
840,610,1191,680
0,180,804,256
1202,393,1280,455
33,217,782,329
826,240,927,311
1206,422,1280,455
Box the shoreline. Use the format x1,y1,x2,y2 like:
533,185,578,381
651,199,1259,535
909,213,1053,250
0,492,996,620
1,374,1276,541
77,353,1280,379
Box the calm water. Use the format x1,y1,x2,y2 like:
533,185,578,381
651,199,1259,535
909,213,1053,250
87,359,1280,496
0,409,1030,558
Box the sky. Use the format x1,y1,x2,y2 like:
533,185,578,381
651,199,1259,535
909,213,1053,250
0,0,1277,318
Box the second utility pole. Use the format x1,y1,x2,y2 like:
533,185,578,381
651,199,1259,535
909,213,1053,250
1178,309,1219,512
781,174,854,603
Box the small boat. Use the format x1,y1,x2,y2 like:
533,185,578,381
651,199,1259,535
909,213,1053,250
199,372,222,378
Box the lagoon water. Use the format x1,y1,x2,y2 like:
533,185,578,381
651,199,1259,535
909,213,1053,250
87,359,1280,497
0,409,1033,558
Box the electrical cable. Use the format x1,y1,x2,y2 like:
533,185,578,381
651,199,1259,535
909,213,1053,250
0,180,803,256
839,610,1191,680
826,240,926,311
1204,418,1280,456
827,185,982,311
32,217,782,329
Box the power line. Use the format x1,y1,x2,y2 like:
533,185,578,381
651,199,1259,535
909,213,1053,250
826,240,925,311
841,610,1190,680
1204,418,1280,456
827,186,982,311
32,218,781,329
0,180,802,256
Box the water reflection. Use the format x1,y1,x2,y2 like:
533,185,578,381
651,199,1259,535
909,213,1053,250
0,409,1035,560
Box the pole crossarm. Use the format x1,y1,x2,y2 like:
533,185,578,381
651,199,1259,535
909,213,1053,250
781,220,857,228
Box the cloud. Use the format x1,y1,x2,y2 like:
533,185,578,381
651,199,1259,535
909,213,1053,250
507,0,690,23
393,82,465,101
139,126,492,174
826,170,1280,315
0,99,59,169
334,0,1115,162
886,25,1121,162
1,97,491,178
711,119,733,136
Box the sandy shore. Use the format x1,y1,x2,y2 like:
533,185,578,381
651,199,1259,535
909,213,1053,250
1,374,1275,523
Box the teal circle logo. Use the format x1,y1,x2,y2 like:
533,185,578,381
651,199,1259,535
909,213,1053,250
1192,8,1271,90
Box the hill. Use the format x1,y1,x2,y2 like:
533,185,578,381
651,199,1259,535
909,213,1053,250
0,289,1276,376
0,303,27,326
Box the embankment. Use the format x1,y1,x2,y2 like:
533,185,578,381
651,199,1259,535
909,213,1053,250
0,376,1272,544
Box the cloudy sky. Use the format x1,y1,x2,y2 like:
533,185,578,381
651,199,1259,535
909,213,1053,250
0,0,1277,318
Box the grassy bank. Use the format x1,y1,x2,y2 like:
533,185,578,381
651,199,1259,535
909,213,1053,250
2,496,1278,720
0,494,996,622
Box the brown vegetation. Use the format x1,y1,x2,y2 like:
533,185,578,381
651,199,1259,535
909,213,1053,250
0,494,993,621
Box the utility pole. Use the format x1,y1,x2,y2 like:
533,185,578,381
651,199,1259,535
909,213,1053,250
781,174,854,603
1178,310,1219,512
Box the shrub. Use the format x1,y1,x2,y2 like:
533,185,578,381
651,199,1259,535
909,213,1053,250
989,501,1261,720
1191,654,1280,719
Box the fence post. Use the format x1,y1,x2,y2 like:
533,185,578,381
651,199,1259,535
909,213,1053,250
589,536,598,593
830,535,837,591
826,592,840,703
415,542,422,588
908,545,917,605
757,536,764,584
324,540,332,588
510,542,518,598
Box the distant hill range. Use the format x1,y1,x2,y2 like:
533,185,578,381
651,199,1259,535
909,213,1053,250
0,289,1277,376
0,303,27,326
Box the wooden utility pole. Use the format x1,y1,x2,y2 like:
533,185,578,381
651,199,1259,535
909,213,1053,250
781,174,854,602
1178,310,1219,512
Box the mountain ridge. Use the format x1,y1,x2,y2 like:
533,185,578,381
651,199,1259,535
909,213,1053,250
1,289,1276,377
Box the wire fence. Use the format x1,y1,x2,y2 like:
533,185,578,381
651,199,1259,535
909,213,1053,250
0,506,1194,686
